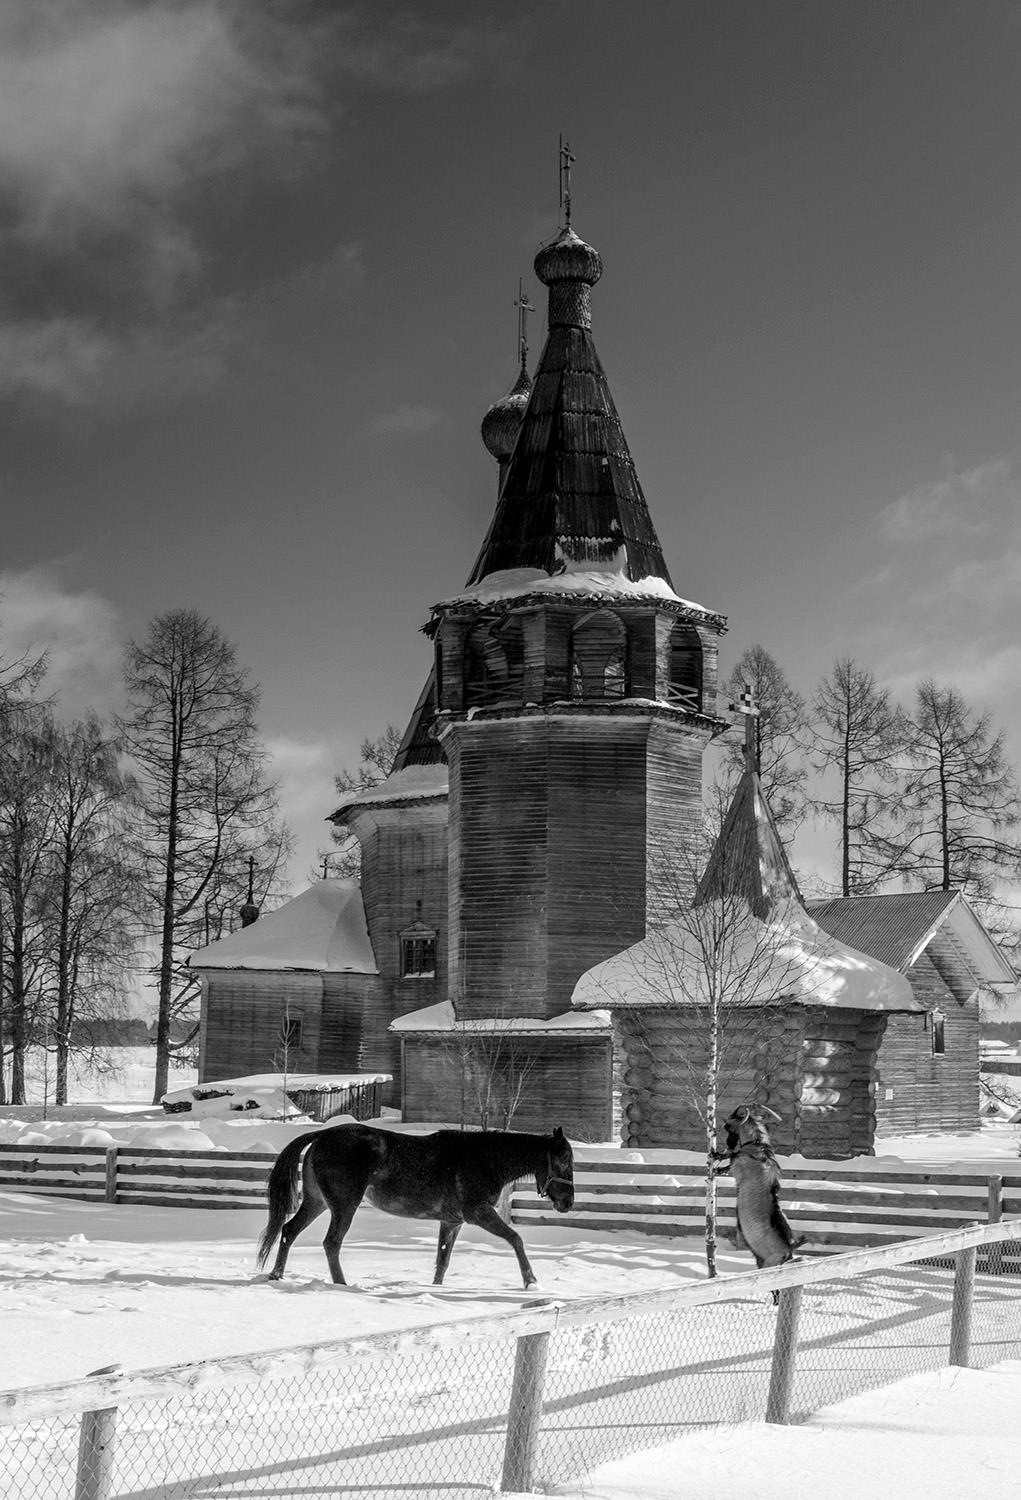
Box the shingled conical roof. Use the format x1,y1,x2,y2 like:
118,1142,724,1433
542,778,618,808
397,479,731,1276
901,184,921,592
467,224,673,589
696,769,804,918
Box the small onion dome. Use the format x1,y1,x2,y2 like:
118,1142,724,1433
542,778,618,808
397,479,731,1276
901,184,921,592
238,895,260,928
481,363,532,461
534,225,603,288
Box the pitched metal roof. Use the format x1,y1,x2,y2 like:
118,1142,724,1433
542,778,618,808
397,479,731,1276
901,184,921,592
696,770,803,916
807,890,959,973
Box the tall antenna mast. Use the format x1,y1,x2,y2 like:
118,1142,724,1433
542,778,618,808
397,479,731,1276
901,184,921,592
559,135,576,228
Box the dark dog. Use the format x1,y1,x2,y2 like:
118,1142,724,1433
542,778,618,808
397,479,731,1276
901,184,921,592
714,1105,805,1292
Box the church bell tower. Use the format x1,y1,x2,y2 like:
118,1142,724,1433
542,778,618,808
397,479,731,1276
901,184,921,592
429,149,729,1022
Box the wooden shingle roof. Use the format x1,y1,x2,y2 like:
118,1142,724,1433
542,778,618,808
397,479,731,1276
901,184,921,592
696,769,803,917
466,230,673,589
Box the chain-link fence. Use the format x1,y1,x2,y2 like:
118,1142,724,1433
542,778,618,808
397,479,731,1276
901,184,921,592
4,1223,1021,1499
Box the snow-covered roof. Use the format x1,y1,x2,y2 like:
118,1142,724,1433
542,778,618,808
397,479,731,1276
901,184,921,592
188,880,378,974
572,897,920,1014
330,762,449,819
431,567,717,619
390,999,611,1033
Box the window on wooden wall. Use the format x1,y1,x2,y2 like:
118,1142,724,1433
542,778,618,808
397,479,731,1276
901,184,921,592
930,1006,946,1056
666,622,703,712
400,923,437,978
570,610,628,699
463,617,525,708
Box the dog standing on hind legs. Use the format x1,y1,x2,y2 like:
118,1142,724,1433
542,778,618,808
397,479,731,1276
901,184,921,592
713,1105,805,1299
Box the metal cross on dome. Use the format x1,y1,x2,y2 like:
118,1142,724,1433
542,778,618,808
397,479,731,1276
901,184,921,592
515,279,534,366
559,136,576,228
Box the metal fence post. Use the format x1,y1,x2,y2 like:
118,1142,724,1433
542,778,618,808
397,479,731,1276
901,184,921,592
987,1177,1003,1275
949,1246,977,1366
104,1147,118,1204
501,1331,551,1492
765,1285,803,1424
75,1366,121,1500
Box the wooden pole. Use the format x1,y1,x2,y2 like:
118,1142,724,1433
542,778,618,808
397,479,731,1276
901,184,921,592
501,1331,551,1492
987,1176,1003,1274
949,1246,976,1367
104,1148,118,1205
75,1367,120,1500
765,1285,803,1424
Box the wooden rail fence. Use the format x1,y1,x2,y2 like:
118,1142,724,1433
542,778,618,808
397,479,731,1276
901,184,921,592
1,1142,1019,1256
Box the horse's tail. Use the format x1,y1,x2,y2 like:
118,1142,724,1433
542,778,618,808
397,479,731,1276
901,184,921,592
256,1131,320,1269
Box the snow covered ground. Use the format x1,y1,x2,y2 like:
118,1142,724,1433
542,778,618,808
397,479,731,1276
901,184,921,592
536,1362,1021,1499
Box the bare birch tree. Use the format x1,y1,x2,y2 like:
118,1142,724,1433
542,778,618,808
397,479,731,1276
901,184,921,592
37,716,140,1104
586,822,818,1278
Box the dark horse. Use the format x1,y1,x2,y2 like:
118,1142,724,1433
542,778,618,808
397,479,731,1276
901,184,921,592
257,1122,574,1289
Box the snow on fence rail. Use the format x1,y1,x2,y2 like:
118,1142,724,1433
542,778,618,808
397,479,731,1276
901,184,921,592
3,1142,1021,1247
2,1220,1021,1499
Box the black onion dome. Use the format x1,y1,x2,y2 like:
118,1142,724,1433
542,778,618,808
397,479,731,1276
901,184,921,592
481,363,532,461
534,225,603,288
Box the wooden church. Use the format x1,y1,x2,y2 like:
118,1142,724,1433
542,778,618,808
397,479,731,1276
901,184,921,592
193,164,733,1138
191,157,1016,1150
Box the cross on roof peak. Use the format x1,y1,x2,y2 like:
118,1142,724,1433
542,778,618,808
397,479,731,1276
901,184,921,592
559,135,576,228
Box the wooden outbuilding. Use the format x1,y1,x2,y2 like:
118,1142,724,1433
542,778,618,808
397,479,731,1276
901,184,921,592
572,761,924,1158
810,890,1018,1135
191,879,394,1093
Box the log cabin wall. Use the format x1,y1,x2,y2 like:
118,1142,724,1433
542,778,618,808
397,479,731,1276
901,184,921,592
874,954,979,1134
198,972,323,1082
795,1006,886,1159
614,1004,886,1158
400,1031,613,1141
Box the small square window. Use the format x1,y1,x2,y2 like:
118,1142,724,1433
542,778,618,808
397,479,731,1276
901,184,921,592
401,933,437,978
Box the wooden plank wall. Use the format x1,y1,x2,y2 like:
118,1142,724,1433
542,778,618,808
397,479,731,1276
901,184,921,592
875,955,980,1134
401,1034,613,1142
201,973,323,1083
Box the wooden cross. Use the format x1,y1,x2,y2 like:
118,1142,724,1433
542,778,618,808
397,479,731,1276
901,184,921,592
515,279,534,366
735,682,760,775
559,136,576,227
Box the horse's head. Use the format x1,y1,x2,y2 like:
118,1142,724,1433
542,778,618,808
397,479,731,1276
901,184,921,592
537,1125,574,1213
724,1103,780,1153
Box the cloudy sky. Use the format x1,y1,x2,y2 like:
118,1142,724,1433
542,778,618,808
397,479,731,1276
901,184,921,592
4,0,1021,887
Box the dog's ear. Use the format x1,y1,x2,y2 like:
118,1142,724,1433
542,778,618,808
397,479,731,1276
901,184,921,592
735,1105,751,1123
552,1125,565,1141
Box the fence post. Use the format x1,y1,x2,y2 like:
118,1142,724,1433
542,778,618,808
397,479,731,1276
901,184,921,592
987,1177,1003,1275
501,1331,551,1492
949,1246,976,1366
765,1285,803,1424
75,1366,120,1500
104,1147,118,1205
